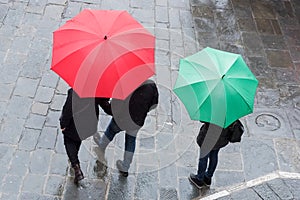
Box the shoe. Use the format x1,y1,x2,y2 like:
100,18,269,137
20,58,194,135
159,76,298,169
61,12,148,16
73,164,84,184
116,160,129,177
204,175,211,186
188,174,205,189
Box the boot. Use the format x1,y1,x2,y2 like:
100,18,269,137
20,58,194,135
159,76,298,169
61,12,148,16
73,164,84,184
116,151,134,177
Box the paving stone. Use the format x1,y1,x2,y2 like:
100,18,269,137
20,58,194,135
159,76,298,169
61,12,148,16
45,175,65,196
0,116,25,144
18,128,40,151
0,35,13,52
242,32,264,57
213,170,245,188
0,193,18,200
49,153,68,176
5,48,27,66
63,178,106,200
160,187,178,200
274,139,300,173
35,86,55,103
3,3,24,27
0,4,9,22
55,134,66,154
8,149,30,176
266,50,293,68
169,8,181,28
22,174,45,193
29,149,53,174
56,78,70,95
252,183,281,200
50,94,66,111
177,150,198,168
131,0,154,8
158,164,178,188
237,18,256,32
273,68,299,85
0,83,14,101
231,0,252,18
44,5,65,21
247,56,274,81
283,178,300,198
37,126,58,150
25,113,46,130
241,138,278,181
14,77,39,98
131,8,154,24
230,188,261,199
289,46,300,62
0,64,22,84
0,145,15,171
40,71,59,89
155,6,168,23
107,173,135,200
101,0,129,10
169,0,190,9
178,177,199,200
1,175,23,194
26,0,47,14
31,102,49,116
157,86,171,115
217,152,243,171
135,170,159,199
261,35,288,50
267,178,294,199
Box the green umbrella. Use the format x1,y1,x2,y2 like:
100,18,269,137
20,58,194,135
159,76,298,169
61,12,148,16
173,47,259,128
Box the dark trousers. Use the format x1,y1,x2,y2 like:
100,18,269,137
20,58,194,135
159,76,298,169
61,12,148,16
63,135,82,167
197,149,220,180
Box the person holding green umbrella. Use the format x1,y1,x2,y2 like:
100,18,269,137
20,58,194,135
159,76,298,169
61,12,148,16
173,47,258,188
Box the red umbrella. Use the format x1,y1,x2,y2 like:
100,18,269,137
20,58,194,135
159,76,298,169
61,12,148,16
51,9,155,99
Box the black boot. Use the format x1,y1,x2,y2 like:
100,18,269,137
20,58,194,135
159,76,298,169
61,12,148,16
73,164,84,184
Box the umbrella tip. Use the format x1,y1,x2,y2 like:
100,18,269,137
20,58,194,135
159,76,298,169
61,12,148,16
104,35,107,40
222,74,225,79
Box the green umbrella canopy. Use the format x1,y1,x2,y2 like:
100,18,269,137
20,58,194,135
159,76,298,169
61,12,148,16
173,47,259,128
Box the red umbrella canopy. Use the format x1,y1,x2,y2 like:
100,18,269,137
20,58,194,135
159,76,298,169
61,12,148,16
51,9,155,99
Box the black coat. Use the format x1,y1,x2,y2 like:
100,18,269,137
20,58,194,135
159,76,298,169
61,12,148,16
197,122,231,150
111,80,159,130
60,88,111,141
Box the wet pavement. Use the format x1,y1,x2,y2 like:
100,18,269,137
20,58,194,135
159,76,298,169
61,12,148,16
0,0,299,200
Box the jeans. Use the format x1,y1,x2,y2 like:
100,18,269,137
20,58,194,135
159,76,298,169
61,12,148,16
197,149,220,180
104,119,138,153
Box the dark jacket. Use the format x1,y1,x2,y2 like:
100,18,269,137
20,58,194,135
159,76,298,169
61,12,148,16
111,80,159,130
60,88,111,141
197,122,231,150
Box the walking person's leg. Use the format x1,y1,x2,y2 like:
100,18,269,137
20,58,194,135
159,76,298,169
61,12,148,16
116,131,138,177
204,149,220,186
63,135,84,184
189,151,210,189
94,118,121,161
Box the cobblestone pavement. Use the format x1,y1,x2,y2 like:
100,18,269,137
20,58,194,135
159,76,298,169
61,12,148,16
0,0,299,200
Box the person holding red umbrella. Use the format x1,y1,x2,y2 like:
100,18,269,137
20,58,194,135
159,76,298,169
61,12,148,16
93,79,159,177
60,88,111,185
